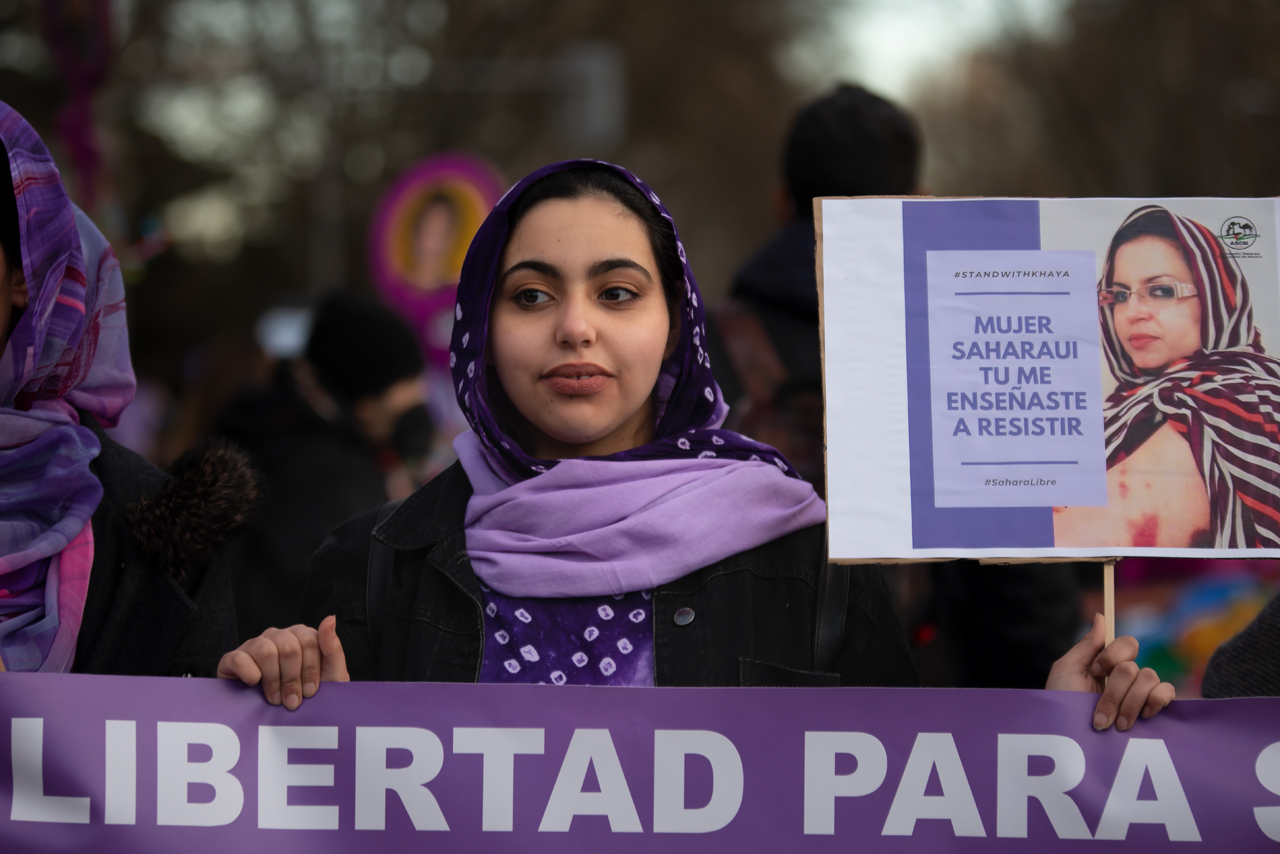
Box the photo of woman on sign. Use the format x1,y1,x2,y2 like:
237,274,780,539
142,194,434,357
1054,205,1280,549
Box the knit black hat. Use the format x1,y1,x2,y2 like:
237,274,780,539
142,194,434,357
304,292,424,403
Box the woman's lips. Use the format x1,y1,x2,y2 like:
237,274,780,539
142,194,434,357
1128,333,1159,350
543,363,612,396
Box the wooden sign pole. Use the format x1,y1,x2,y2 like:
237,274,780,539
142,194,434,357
1104,558,1116,647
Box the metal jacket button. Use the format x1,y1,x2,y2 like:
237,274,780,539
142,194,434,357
673,607,695,626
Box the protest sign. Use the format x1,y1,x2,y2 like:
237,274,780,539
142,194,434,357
1,672,1279,852
819,197,1280,561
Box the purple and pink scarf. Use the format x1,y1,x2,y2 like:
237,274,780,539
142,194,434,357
0,102,134,671
449,160,825,597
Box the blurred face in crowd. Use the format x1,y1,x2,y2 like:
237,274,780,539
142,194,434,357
488,195,677,459
0,242,28,357
412,196,457,290
1111,235,1203,372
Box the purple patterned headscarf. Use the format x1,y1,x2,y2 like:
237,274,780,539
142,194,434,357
450,160,826,597
0,102,135,671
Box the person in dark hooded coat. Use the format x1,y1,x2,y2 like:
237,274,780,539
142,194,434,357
217,292,432,641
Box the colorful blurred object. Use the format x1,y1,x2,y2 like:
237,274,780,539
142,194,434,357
1112,560,1280,697
368,152,505,370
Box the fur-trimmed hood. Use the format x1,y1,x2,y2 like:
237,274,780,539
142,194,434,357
129,440,260,580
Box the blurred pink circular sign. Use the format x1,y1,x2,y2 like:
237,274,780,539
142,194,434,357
369,152,505,369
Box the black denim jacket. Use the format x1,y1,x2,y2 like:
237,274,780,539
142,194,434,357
300,462,919,688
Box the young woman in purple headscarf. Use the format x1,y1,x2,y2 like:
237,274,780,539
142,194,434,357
0,102,255,675
221,161,1172,732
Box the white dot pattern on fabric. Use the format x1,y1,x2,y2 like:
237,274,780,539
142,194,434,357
704,387,714,401
479,588,655,686
712,435,724,445
677,438,690,450
467,361,475,378
775,458,788,471
504,659,520,674
449,353,456,367
750,454,760,461
456,304,462,321
462,332,469,347
699,451,716,459
485,603,497,618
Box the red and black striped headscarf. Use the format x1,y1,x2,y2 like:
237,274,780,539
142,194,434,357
1101,205,1280,549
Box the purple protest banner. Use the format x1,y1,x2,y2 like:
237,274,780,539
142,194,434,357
1,673,1279,852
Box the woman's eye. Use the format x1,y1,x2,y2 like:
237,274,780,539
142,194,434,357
1112,289,1130,304
1148,285,1176,300
601,286,638,303
515,289,550,306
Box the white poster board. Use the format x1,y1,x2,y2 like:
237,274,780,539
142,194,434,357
820,197,1280,561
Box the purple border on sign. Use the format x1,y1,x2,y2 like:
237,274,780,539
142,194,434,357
902,199,1055,548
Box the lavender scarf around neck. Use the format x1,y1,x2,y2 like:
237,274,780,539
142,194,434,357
449,160,826,598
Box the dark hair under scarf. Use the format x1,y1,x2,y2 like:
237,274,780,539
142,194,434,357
449,159,800,482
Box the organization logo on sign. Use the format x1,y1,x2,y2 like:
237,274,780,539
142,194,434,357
1221,216,1260,250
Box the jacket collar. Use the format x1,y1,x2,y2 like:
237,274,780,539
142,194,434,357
374,460,473,550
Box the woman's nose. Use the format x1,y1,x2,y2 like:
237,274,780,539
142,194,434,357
556,292,596,347
1121,298,1153,320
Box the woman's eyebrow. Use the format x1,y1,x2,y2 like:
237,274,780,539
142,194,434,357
588,257,652,282
499,259,562,285
1113,272,1179,288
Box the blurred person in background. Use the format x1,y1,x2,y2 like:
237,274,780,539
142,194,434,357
0,102,254,676
708,84,1084,690
709,84,921,497
217,292,433,642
